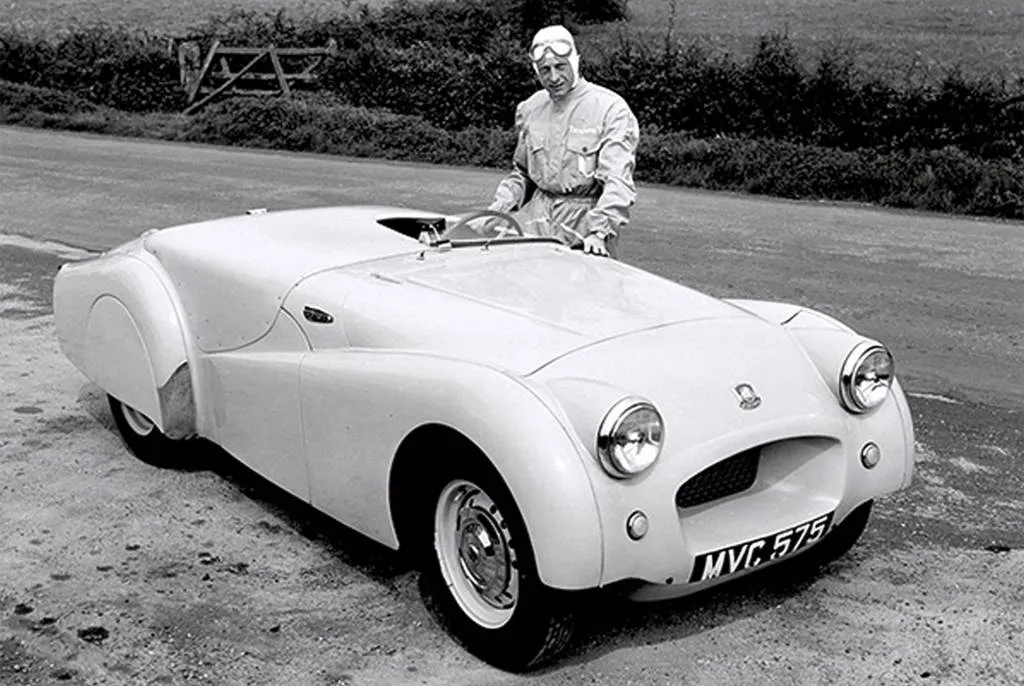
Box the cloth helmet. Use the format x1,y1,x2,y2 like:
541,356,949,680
530,25,580,86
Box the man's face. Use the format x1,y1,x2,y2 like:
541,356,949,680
534,54,574,99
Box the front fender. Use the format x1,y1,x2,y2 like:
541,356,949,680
298,351,604,590
777,305,916,488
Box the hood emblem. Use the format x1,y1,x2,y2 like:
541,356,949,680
734,383,762,410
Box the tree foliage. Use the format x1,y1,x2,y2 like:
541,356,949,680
496,0,630,37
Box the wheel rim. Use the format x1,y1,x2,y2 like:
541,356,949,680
434,479,519,629
120,403,155,437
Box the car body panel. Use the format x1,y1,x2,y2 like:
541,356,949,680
298,351,604,588
530,317,913,592
204,348,309,501
282,243,745,374
392,245,738,340
54,249,190,432
53,205,915,601
143,207,437,352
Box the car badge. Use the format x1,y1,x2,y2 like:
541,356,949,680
734,383,762,410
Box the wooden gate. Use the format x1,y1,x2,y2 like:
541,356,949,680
178,39,337,115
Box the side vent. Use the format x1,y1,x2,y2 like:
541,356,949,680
303,305,334,324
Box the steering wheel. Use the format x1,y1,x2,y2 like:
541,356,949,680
446,210,525,240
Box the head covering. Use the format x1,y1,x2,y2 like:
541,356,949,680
530,25,580,86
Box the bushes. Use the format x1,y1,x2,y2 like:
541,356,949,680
0,79,97,116
0,80,187,137
2,4,1022,157
183,96,515,167
3,76,1021,219
636,131,1024,218
0,24,183,112
1,0,1022,219
185,2,515,53
320,36,535,130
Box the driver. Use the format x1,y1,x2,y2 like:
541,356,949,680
488,25,640,258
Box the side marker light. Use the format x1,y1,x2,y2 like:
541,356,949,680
861,442,881,469
626,511,649,540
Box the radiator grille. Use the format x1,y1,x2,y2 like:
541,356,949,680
676,448,759,508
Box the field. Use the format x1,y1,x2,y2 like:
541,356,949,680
4,0,1024,79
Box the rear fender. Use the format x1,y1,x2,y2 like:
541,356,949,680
54,250,193,436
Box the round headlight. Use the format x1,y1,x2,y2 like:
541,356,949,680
840,342,894,413
597,398,664,478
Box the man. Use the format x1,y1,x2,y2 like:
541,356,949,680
489,25,640,257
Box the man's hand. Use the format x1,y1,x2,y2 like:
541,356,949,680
467,215,504,236
582,232,610,257
487,200,515,214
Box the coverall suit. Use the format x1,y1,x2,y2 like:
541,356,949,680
490,78,640,254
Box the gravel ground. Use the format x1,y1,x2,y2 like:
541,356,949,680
1,128,1022,685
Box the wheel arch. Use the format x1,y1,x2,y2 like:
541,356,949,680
386,413,604,591
389,424,489,559
299,350,606,590
54,250,196,438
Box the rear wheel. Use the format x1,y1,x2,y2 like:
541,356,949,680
421,460,575,671
108,395,179,467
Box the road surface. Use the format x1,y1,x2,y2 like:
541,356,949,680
1,126,1022,685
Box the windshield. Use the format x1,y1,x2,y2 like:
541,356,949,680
427,210,561,248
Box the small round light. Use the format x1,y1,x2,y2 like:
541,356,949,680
597,398,664,478
840,343,894,413
626,511,649,540
860,442,881,469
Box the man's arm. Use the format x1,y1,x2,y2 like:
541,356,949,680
584,100,640,237
490,102,532,212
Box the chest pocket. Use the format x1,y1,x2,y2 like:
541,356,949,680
566,130,601,182
525,135,548,181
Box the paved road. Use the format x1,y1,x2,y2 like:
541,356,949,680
1,126,1022,685
4,127,1021,408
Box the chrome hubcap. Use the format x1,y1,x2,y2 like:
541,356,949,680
458,509,513,606
435,479,518,628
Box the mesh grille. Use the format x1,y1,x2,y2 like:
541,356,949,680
676,448,759,509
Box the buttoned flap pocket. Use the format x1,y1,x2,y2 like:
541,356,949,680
525,136,548,178
567,129,600,179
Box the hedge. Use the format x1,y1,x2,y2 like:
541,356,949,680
2,5,1023,159
2,0,1022,219
182,95,514,167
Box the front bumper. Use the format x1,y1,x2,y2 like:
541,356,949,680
589,388,914,600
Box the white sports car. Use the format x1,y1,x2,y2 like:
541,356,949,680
53,207,915,670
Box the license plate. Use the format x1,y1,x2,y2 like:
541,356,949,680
688,511,835,583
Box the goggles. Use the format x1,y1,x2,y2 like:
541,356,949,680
530,38,574,62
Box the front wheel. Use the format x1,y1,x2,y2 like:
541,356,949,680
108,395,179,467
424,465,575,671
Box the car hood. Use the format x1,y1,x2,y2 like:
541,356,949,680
531,316,836,453
323,244,747,373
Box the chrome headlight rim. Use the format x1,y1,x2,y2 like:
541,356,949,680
596,396,664,479
839,341,894,414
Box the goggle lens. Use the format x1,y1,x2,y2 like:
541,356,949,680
530,39,573,61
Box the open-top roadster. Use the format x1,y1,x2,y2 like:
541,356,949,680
54,206,914,670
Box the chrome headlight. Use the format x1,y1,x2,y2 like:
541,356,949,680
597,398,664,478
840,342,894,413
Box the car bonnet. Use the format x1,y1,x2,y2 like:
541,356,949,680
333,244,744,374
530,315,837,453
